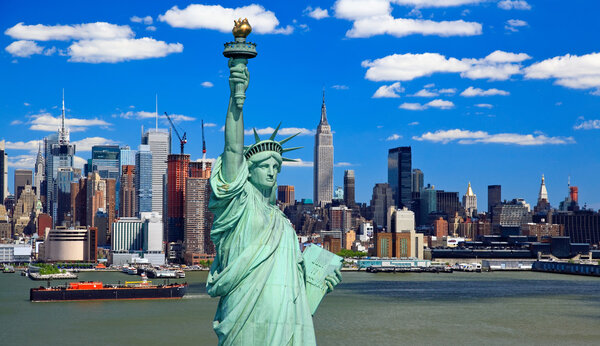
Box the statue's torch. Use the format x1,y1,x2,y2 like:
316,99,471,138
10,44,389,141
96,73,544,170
223,18,257,108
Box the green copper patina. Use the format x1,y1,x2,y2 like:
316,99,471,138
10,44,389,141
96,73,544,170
206,19,342,345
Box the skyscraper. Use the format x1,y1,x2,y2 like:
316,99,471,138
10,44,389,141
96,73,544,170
462,182,477,217
277,185,295,206
343,170,355,207
55,167,73,226
46,93,75,223
0,140,8,203
34,143,45,201
167,153,190,243
14,169,33,201
388,146,412,208
313,93,334,207
120,165,136,218
370,183,394,230
488,185,501,214
184,162,213,264
135,145,152,214
141,128,171,216
535,174,550,213
91,145,120,179
411,168,424,193
419,184,437,225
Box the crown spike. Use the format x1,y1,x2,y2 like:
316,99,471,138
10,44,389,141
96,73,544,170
279,132,301,145
269,122,282,140
282,157,298,162
282,146,303,153
253,128,261,143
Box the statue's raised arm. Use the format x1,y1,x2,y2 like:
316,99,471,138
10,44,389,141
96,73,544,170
222,58,249,182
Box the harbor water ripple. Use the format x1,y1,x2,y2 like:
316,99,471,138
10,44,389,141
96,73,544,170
1,270,599,345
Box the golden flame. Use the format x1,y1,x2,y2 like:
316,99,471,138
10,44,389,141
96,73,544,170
233,18,252,38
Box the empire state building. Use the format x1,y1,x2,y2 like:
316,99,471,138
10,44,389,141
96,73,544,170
313,93,333,207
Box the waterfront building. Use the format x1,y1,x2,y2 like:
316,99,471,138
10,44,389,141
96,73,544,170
411,168,424,194
370,183,395,230
343,170,355,207
184,162,213,265
0,140,7,203
14,169,33,201
111,213,165,265
388,146,411,208
167,154,190,243
34,143,45,201
521,223,563,241
120,165,136,217
488,185,501,214
141,128,171,216
277,185,295,206
41,226,97,262
0,244,32,263
135,144,153,214
314,93,334,207
551,210,600,245
462,182,477,217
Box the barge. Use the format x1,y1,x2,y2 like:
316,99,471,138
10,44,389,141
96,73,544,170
30,278,187,302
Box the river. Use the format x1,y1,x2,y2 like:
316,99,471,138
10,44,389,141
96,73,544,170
1,270,599,345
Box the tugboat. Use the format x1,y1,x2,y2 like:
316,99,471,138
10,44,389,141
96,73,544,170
30,275,187,302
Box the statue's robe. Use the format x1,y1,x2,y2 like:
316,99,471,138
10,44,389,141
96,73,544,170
207,157,316,346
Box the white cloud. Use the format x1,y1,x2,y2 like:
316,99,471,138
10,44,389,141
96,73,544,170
11,120,23,125
412,88,438,97
573,117,600,130
73,156,87,169
505,19,527,32
524,52,600,92
71,137,119,152
131,16,153,25
498,0,531,10
335,162,353,167
68,38,183,63
29,113,111,132
393,0,484,7
332,85,349,90
413,129,574,145
201,81,214,88
204,122,217,127
399,102,426,110
373,82,404,98
363,50,530,82
158,4,292,34
460,86,510,96
408,121,419,125
24,102,30,106
305,6,329,20
5,40,43,57
474,103,493,108
7,155,36,168
116,111,195,122
399,99,454,110
438,88,457,94
5,140,42,153
244,127,315,136
282,159,313,167
386,134,402,141
5,22,133,41
333,0,482,38
427,99,455,109
146,26,157,32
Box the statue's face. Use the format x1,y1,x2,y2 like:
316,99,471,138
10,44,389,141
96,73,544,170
249,155,280,189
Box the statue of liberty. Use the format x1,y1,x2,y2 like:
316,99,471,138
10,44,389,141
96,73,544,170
206,19,342,345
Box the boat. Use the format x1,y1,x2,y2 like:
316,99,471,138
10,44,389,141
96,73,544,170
176,270,185,278
3,265,15,273
30,276,187,302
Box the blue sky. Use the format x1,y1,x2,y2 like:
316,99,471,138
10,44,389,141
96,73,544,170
2,0,600,210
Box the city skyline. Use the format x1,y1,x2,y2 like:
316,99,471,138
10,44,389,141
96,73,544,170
2,1,600,209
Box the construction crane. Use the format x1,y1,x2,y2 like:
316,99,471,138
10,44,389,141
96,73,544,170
201,119,207,160
164,112,187,154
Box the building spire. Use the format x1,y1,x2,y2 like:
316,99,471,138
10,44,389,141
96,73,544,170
466,182,474,196
320,89,328,125
155,93,158,132
538,174,548,202
58,89,69,144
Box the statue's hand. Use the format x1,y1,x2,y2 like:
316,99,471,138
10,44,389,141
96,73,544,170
228,58,249,95
324,268,342,294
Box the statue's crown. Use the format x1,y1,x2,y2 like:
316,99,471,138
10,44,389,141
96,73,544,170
244,123,302,162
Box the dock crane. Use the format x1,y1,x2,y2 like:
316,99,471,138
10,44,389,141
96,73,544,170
164,112,187,154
